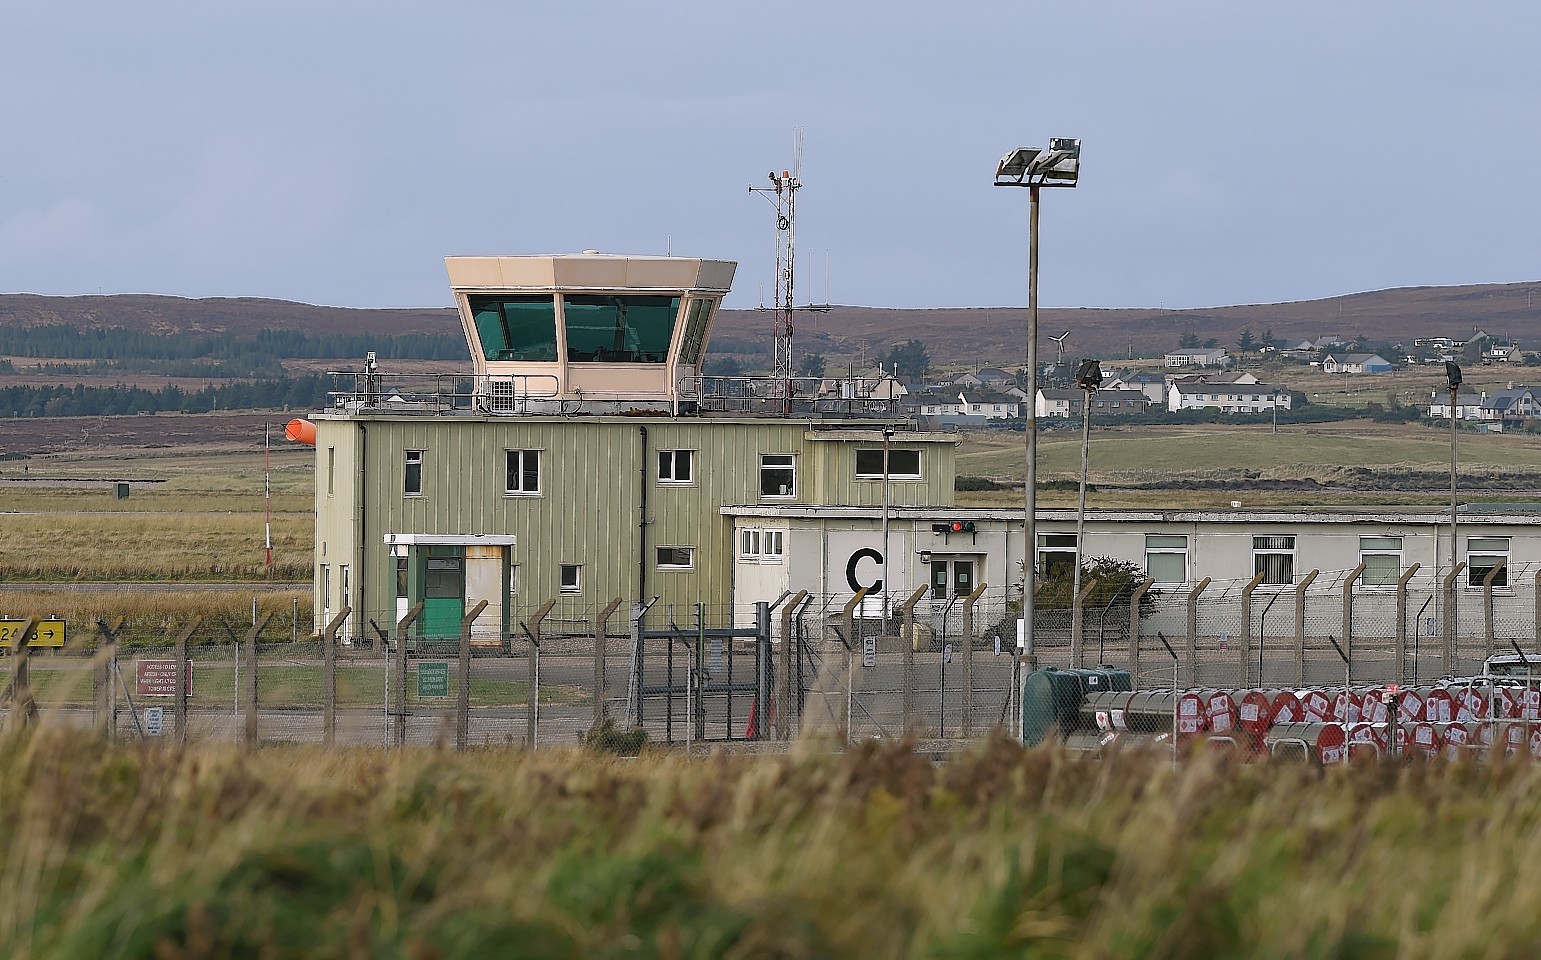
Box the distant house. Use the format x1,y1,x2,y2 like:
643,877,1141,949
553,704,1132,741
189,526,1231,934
956,389,1020,420
1102,371,1166,405
818,369,907,401
1478,387,1540,423
974,367,1015,385
1321,353,1393,374
912,389,1019,423
1429,391,1485,421
1168,380,1291,414
1037,388,1154,418
1164,348,1230,369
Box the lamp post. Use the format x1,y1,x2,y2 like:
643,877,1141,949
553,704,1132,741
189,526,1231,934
994,139,1081,666
1446,361,1462,575
1071,358,1103,629
882,423,894,624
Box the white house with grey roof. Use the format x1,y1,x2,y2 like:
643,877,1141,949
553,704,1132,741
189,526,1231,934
1168,379,1291,413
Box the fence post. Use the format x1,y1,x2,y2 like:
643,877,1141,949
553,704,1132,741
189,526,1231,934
1442,563,1466,678
173,618,200,745
1394,563,1421,684
243,612,273,751
754,601,772,740
1341,562,1365,669
896,586,928,738
593,597,623,726
778,590,807,740
1535,569,1541,650
94,618,124,740
1185,578,1210,685
1128,579,1153,683
961,582,987,737
1292,570,1319,686
8,619,38,733
457,600,489,750
1239,571,1267,687
839,589,869,742
323,625,337,747
524,599,555,751
394,602,424,748
1483,561,1506,665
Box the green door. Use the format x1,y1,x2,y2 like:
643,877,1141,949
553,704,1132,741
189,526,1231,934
422,554,465,639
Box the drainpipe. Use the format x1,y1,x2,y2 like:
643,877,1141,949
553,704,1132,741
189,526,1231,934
357,421,367,643
639,425,649,600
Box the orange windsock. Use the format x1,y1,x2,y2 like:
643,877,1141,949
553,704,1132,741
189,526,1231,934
284,418,317,445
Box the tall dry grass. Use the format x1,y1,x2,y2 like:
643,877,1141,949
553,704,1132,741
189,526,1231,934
0,589,309,644
1,733,1539,958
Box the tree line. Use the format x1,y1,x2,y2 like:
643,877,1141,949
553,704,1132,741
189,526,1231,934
1,375,331,418
0,326,467,363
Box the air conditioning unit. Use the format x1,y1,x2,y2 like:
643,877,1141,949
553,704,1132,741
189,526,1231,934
487,379,517,413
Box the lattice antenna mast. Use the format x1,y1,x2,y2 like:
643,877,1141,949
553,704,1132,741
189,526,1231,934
750,130,805,409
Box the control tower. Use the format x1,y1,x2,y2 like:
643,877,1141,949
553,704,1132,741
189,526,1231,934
447,253,736,414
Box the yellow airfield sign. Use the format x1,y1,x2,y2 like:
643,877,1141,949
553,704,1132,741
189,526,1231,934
0,620,68,648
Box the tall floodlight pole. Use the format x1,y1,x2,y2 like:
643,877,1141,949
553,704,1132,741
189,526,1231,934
1447,361,1462,573
882,424,894,623
750,132,806,415
994,139,1082,671
1071,359,1104,621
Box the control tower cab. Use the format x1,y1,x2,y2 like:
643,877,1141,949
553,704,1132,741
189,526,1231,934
447,253,735,414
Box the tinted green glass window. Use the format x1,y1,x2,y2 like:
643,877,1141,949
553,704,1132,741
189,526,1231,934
468,295,558,362
679,298,714,364
563,294,681,363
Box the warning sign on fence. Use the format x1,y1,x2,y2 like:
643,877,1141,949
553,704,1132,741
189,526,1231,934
136,660,192,697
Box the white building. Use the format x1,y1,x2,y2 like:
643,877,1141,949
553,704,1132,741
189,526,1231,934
1167,380,1291,413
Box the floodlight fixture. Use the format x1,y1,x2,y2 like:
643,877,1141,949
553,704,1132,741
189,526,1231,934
1446,361,1463,391
1074,358,1104,391
994,139,1081,188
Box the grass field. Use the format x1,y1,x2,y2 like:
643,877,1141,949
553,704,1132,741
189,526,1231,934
4,731,1541,958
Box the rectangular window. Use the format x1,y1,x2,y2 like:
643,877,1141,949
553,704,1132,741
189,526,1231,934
678,298,714,365
319,564,331,611
656,547,695,570
562,293,682,363
760,454,796,498
1468,537,1510,588
395,557,408,600
1253,535,1296,585
855,448,922,479
1359,536,1403,586
739,528,784,563
327,447,336,496
404,450,423,497
658,449,694,484
505,449,541,495
467,294,559,362
559,563,582,594
1145,534,1188,584
1038,532,1078,579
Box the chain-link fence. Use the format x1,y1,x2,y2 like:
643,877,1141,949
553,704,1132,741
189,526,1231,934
7,568,1541,748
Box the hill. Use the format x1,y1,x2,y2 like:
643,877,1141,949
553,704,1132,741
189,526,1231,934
3,280,1541,368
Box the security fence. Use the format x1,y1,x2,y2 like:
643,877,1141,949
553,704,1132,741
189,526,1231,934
5,565,1541,748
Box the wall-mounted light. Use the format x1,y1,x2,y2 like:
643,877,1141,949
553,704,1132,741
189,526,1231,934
919,550,933,563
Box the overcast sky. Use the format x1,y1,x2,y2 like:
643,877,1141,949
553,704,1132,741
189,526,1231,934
3,2,1538,313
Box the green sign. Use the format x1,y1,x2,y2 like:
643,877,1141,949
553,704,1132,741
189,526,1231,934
417,661,450,699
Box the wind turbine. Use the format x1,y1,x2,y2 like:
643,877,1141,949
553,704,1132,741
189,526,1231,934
1050,330,1071,367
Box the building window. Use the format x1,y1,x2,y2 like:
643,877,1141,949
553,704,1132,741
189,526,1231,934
1359,536,1402,586
760,454,796,498
319,563,331,611
855,449,922,479
396,557,408,600
658,449,694,484
559,563,582,594
678,298,714,365
505,449,541,495
739,527,785,563
1038,533,1078,579
656,547,695,570
327,447,336,496
1253,536,1296,585
1145,534,1188,584
404,450,424,496
562,293,681,363
1468,537,1510,588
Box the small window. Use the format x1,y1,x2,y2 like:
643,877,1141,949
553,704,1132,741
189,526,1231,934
1468,537,1510,588
1359,536,1402,586
559,564,582,594
509,564,520,596
1145,534,1188,584
760,454,796,498
505,449,541,495
319,564,331,611
855,449,922,479
739,527,785,563
739,528,761,559
763,529,785,560
327,447,336,496
395,557,408,599
656,547,695,570
1038,532,1078,579
658,449,694,484
404,450,424,497
1253,535,1296,586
